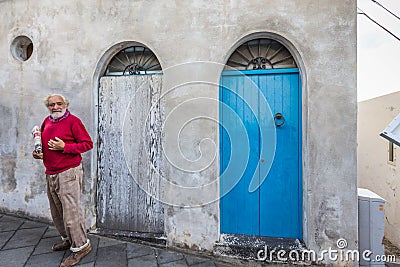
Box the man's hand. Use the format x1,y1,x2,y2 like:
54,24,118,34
48,137,65,151
32,151,43,159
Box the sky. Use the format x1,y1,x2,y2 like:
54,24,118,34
357,0,400,102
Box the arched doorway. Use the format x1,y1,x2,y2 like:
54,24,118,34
220,38,302,238
96,44,164,237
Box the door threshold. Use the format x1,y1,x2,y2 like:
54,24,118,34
214,234,310,264
91,228,166,246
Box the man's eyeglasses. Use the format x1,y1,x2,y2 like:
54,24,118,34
47,102,65,107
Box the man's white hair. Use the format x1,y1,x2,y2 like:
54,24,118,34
43,94,69,107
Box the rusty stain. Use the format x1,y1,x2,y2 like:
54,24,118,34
183,231,191,238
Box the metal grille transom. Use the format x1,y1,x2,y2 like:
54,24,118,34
104,46,162,76
225,39,297,70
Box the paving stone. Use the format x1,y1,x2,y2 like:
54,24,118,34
157,250,185,264
214,262,232,267
3,227,47,249
25,251,66,267
0,215,24,222
128,254,158,267
0,246,34,267
191,261,217,267
0,213,260,267
98,236,126,248
127,242,156,259
33,236,61,255
20,220,48,229
42,226,60,238
76,262,95,267
95,243,127,267
0,220,23,232
0,231,14,249
160,259,189,267
185,255,209,265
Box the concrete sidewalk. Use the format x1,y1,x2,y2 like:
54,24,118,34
0,213,252,267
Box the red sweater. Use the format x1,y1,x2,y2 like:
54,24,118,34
41,113,93,174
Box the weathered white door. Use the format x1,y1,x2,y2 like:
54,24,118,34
97,75,164,234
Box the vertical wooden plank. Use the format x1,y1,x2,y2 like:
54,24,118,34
281,73,295,234
259,73,280,236
135,76,164,232
279,72,301,238
297,74,303,238
220,75,234,233
246,74,260,235
220,76,225,232
121,76,142,231
220,73,260,236
291,73,302,238
221,74,241,234
236,74,258,235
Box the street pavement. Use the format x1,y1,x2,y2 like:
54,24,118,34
2,212,399,267
0,212,258,267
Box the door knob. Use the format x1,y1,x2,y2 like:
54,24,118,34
274,113,285,127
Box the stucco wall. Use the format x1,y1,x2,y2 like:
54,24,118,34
0,0,357,263
358,92,400,248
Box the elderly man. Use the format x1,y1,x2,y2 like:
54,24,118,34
32,94,93,267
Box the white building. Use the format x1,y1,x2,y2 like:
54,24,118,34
358,91,400,249
0,1,357,264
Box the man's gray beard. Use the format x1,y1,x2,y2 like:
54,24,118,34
50,108,67,119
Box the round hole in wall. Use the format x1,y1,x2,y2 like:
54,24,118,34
11,35,33,62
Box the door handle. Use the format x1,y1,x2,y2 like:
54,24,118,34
274,113,285,127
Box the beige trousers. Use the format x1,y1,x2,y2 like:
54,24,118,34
46,164,87,249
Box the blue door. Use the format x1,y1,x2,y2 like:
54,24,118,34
220,68,302,238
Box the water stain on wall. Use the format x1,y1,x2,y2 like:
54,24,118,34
0,105,18,194
1,155,17,193
24,169,46,202
315,196,340,249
